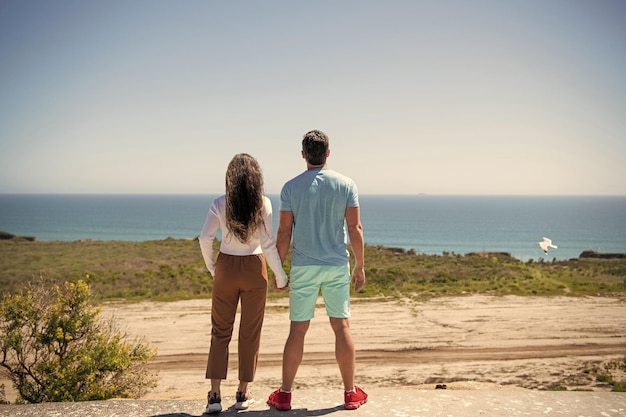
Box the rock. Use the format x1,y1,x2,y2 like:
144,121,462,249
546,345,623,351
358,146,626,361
0,231,38,242
579,250,626,259
0,231,16,240
466,251,517,260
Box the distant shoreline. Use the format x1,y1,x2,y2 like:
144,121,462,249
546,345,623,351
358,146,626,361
2,192,626,196
3,231,624,261
2,194,625,261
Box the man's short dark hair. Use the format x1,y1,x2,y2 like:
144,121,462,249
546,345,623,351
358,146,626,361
302,130,329,165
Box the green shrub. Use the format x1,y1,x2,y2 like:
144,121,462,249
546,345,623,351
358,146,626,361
0,279,158,403
587,358,626,392
2,240,626,301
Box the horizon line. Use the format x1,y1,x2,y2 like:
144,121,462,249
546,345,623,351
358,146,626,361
1,192,626,197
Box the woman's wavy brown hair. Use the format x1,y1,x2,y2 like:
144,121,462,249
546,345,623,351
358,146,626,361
225,153,265,243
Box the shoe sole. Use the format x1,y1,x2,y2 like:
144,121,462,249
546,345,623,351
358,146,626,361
345,399,367,410
267,400,291,411
235,399,254,410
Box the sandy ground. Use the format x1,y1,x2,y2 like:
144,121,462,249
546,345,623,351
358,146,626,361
2,295,625,402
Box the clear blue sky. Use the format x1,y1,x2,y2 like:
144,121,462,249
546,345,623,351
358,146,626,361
1,0,625,195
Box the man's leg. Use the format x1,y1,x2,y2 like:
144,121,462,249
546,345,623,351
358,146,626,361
281,320,310,391
329,317,355,391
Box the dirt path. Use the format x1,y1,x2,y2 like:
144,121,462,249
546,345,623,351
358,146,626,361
2,295,625,402
133,295,626,398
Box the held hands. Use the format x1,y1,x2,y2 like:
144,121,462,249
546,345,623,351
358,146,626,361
274,278,289,291
352,266,366,292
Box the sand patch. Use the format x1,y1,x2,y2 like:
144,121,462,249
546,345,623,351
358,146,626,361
2,295,624,402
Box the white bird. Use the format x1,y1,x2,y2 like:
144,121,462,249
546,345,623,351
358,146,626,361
538,237,558,255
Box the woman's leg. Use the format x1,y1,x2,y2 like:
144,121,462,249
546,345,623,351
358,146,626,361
206,254,240,391
237,254,268,386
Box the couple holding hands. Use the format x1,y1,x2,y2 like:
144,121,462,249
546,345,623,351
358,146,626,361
199,130,367,413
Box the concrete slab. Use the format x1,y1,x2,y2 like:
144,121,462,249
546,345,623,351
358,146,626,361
1,388,625,417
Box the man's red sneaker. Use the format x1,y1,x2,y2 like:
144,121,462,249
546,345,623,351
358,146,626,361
267,388,292,411
344,386,368,410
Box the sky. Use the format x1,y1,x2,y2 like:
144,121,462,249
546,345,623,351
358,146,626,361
1,0,625,195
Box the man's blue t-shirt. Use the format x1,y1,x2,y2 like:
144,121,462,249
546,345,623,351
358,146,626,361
280,167,359,266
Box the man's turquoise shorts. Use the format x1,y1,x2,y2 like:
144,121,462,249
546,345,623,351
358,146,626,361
289,264,351,321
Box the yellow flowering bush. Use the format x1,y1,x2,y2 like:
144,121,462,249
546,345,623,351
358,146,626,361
0,279,158,403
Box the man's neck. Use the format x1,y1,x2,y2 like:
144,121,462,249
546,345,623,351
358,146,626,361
306,163,327,170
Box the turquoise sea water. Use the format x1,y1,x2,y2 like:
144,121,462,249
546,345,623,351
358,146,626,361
1,194,625,261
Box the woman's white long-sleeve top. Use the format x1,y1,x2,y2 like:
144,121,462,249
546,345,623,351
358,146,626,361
199,195,289,288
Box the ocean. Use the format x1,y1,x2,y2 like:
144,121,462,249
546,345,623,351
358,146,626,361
1,194,625,262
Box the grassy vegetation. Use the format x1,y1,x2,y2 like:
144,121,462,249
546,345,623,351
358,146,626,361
360,247,626,298
1,239,625,302
584,358,626,392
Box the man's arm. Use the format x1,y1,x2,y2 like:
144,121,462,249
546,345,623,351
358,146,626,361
345,206,365,291
276,210,294,263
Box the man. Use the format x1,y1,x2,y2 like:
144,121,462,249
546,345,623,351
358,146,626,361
268,130,368,411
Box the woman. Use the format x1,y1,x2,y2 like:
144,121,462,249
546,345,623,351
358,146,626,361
199,154,289,414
